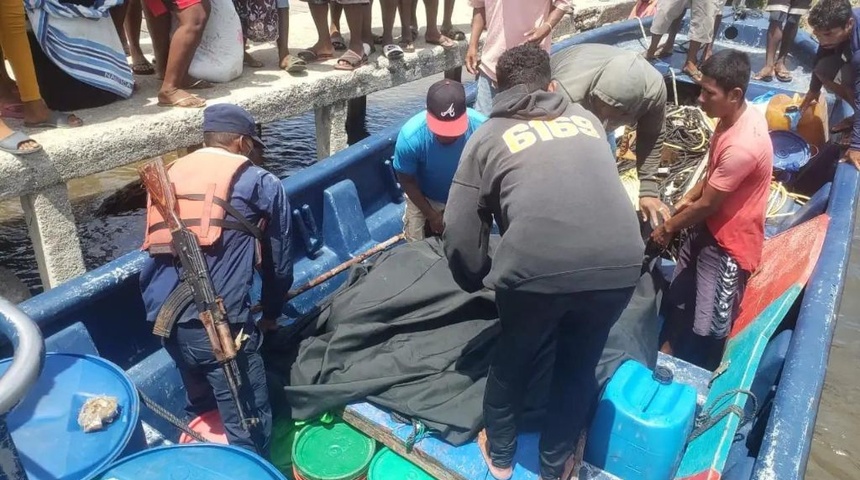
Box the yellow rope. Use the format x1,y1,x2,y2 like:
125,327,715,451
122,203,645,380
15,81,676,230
768,181,809,218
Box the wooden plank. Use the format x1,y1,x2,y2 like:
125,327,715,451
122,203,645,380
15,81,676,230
675,215,830,480
342,401,629,480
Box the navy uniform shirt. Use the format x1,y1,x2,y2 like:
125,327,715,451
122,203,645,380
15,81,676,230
139,148,293,325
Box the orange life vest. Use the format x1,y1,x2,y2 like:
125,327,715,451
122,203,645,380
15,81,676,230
142,148,260,255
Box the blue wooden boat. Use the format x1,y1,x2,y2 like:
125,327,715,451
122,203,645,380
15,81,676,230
1,8,856,480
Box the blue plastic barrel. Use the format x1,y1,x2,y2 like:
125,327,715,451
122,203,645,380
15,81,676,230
585,360,697,480
95,444,288,479
0,353,144,480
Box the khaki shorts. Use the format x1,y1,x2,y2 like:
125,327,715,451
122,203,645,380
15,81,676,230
651,0,723,44
403,196,446,242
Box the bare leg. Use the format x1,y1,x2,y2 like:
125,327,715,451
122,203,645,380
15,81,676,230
645,34,663,59
343,3,366,57
380,0,397,45
363,1,373,46
110,3,130,53
660,15,684,56
701,14,722,62
441,0,455,32
124,0,151,68
306,2,335,56
144,9,170,78
159,2,210,106
754,20,781,79
683,41,703,82
330,3,343,36
398,0,413,46
423,0,448,43
774,19,799,80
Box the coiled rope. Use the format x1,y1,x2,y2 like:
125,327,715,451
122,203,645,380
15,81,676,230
617,105,712,205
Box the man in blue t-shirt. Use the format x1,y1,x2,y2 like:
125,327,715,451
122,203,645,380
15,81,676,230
802,0,860,168
393,79,486,241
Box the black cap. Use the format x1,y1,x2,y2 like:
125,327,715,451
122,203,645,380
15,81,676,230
426,79,468,137
653,366,674,385
203,104,265,149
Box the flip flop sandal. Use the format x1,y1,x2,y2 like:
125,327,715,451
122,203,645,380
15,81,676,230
440,27,465,41
0,130,42,155
0,103,24,119
334,50,367,71
157,94,206,108
682,67,703,83
282,55,307,73
383,44,404,60
131,60,155,75
331,33,347,51
399,41,415,53
775,67,792,83
297,49,334,63
753,72,774,82
426,35,457,49
24,110,82,129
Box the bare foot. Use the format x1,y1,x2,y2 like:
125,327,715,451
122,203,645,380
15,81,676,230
477,429,513,480
157,88,206,108
0,119,40,153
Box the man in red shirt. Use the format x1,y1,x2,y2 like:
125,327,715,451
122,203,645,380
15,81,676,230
651,49,773,370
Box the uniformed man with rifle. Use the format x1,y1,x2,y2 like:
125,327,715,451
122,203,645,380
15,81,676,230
139,103,293,457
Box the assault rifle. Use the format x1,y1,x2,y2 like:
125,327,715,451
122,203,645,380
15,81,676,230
139,158,258,431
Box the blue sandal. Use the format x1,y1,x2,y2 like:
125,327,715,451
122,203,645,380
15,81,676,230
0,130,42,155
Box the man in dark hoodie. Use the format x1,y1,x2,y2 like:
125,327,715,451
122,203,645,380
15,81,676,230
551,44,671,228
443,43,645,480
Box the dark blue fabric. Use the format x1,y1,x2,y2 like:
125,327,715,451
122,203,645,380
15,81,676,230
484,286,635,480
163,320,272,456
139,158,293,324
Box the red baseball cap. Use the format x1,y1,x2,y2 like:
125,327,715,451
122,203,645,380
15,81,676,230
426,79,468,137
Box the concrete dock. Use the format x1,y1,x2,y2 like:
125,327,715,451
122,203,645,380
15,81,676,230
0,0,634,288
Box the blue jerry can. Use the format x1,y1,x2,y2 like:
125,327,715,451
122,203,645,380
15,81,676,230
585,360,697,480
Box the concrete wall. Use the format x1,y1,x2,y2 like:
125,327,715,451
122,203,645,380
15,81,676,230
0,0,635,289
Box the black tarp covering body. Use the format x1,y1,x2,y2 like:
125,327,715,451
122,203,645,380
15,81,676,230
264,237,662,445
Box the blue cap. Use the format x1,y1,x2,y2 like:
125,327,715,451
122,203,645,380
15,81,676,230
202,103,265,149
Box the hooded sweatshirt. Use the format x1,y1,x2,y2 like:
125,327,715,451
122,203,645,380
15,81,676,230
443,85,645,294
551,44,667,199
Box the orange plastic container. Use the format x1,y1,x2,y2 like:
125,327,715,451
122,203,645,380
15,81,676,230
178,410,229,444
765,93,828,149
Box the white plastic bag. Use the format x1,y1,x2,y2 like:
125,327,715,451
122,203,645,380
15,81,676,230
174,0,243,83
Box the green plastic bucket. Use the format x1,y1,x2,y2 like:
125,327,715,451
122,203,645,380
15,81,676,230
367,448,433,480
291,418,376,480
